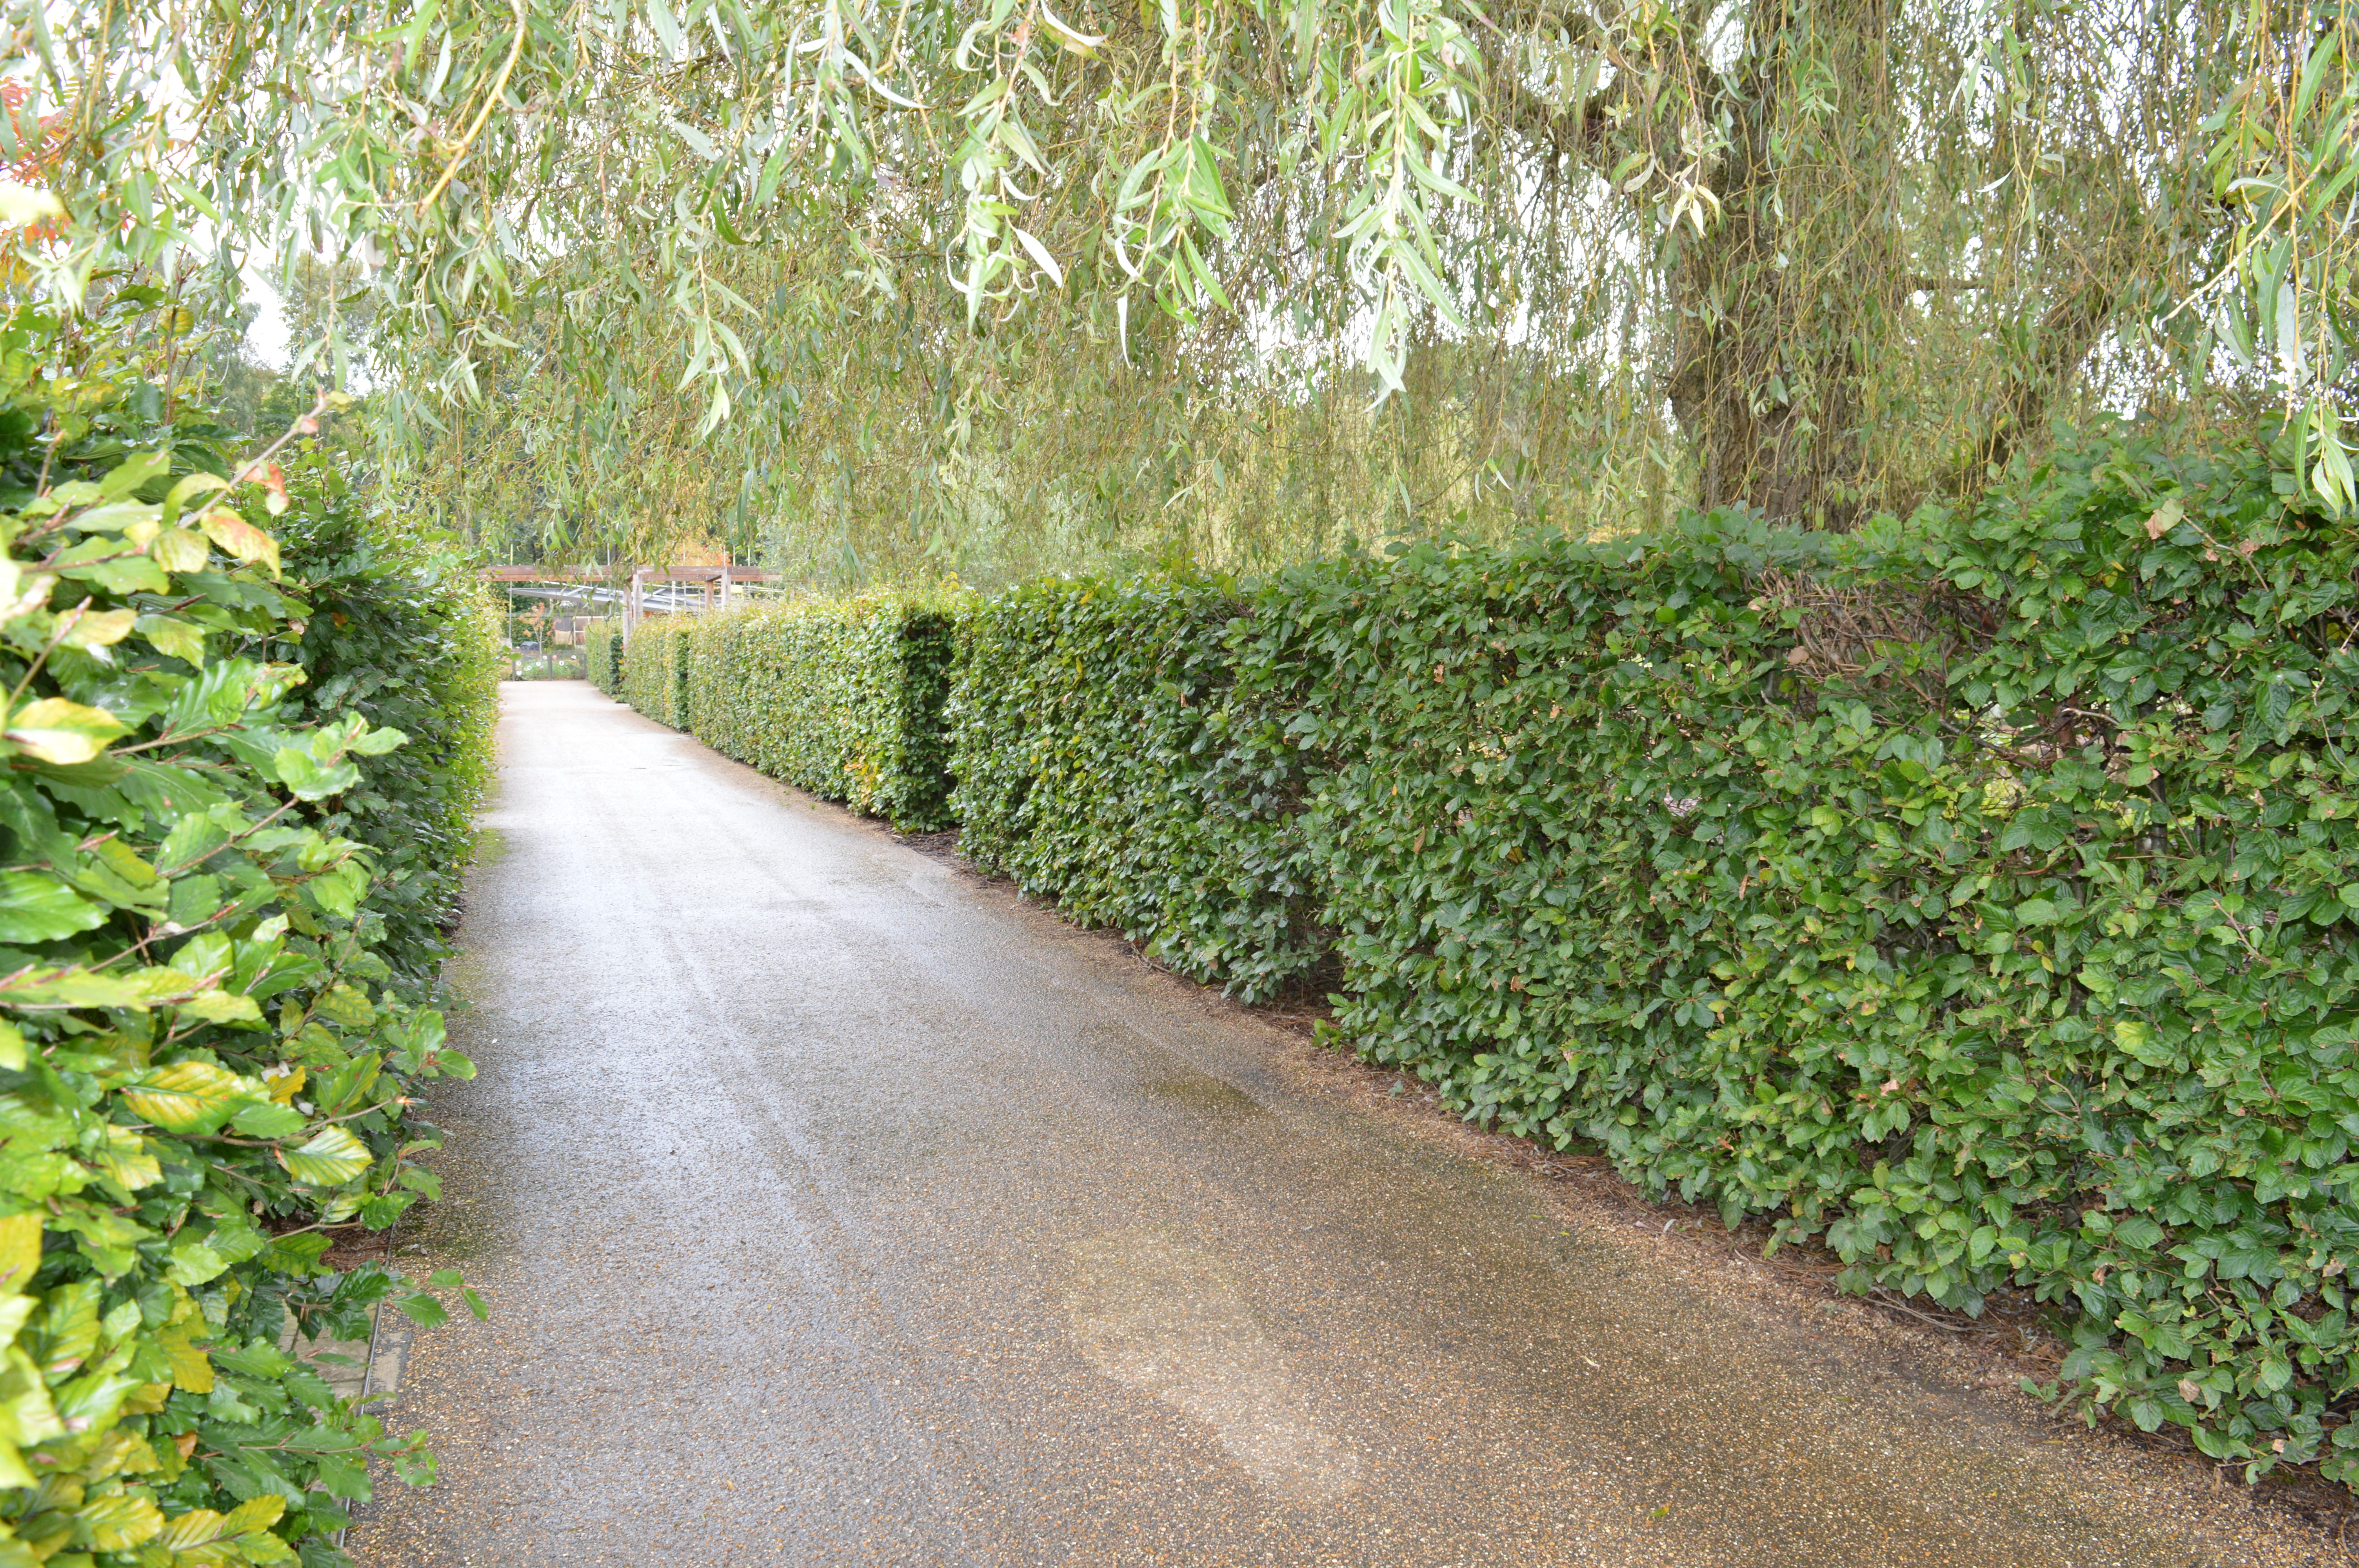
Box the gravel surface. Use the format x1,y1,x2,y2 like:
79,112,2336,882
347,682,2344,1567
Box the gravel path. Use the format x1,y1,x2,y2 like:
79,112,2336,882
346,682,2323,1567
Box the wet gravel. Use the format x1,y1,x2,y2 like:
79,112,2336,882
347,682,2342,1567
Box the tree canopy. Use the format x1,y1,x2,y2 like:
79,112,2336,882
5,0,2354,584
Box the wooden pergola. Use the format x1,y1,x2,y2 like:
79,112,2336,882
480,563,781,640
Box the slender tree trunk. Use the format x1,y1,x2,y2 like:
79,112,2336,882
1663,0,1896,529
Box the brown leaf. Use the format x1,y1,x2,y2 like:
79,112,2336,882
197,507,280,576
258,461,289,517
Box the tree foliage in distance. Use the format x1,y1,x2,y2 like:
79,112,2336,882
9,0,2357,582
0,310,489,1563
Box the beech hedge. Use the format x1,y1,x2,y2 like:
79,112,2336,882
941,435,2359,1485
619,619,691,729
947,575,1323,1001
585,620,621,697
0,308,490,1565
267,459,501,978
622,597,958,832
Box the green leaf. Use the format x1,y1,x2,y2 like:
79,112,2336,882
0,966,147,1010
271,746,360,801
229,1101,307,1138
0,871,105,943
165,1238,231,1287
173,990,261,1025
133,612,206,666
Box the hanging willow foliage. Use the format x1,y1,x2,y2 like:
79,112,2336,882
1,0,2352,583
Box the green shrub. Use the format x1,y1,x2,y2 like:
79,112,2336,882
946,574,1325,1001
676,595,960,832
620,619,692,728
932,434,2359,1484
269,455,501,978
1261,441,2359,1484
612,428,2359,1486
585,619,622,696
0,328,482,1564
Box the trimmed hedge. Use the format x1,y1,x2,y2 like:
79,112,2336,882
0,336,486,1563
949,575,1323,1001
620,618,692,728
942,436,2359,1485
623,598,958,832
271,453,502,977
585,617,622,696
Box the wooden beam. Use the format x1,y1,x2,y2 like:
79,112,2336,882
479,564,778,584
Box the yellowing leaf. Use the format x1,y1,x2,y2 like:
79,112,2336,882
0,1212,41,1294
148,526,211,573
219,1496,285,1536
276,1125,371,1187
122,1060,250,1134
265,1066,305,1106
76,1491,164,1550
58,606,136,648
154,1322,213,1394
3,697,128,764
256,461,290,517
0,184,63,227
196,507,279,575
157,1507,227,1550
164,472,231,517
240,1528,298,1563
93,1127,162,1192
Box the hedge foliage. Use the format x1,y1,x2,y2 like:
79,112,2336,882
619,619,691,729
625,597,959,832
268,457,500,977
939,436,2359,1486
0,305,487,1565
948,576,1322,1000
584,619,621,697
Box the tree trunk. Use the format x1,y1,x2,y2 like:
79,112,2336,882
1663,0,1896,530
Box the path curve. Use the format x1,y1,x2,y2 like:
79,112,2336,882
349,683,2297,1567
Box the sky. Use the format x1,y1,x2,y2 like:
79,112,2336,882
242,271,293,368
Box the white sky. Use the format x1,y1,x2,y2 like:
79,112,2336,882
242,270,293,369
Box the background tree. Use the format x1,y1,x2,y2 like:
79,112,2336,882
6,0,2350,581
